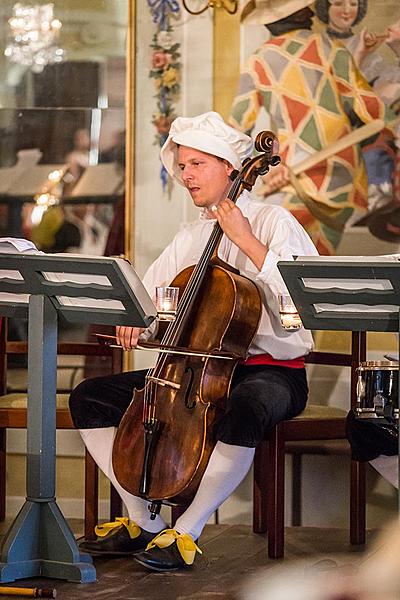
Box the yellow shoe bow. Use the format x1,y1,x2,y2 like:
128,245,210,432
146,528,202,566
94,517,141,540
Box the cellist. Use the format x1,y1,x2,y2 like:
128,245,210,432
69,111,318,572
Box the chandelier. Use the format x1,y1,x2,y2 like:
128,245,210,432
5,3,65,73
182,0,238,15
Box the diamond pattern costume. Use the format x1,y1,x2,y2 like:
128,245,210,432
230,30,393,254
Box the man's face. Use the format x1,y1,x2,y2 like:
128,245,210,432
177,146,234,210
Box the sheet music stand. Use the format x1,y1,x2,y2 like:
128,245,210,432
0,253,157,583
278,257,400,503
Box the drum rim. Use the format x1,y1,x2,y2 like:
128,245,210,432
357,361,399,370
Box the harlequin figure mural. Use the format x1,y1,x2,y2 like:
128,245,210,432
315,0,400,221
315,0,400,108
230,0,395,255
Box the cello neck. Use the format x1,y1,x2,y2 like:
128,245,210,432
161,175,244,346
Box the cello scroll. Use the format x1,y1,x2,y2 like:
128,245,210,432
228,130,280,195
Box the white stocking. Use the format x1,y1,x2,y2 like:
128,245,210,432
79,427,166,533
370,455,399,489
175,441,255,541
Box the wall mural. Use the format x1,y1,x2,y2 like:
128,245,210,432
228,0,400,256
314,0,400,249
147,0,181,192
138,2,400,258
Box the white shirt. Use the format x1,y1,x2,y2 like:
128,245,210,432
143,191,318,360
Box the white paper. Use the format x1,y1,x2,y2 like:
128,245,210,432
296,255,399,263
314,303,399,313
0,238,42,304
303,278,393,291
69,163,123,197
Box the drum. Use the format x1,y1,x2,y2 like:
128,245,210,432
356,361,399,420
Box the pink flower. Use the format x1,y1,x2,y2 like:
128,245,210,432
153,115,174,135
152,51,171,70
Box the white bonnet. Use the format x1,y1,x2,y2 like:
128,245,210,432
160,111,253,186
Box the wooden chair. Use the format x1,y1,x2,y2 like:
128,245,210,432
0,316,123,540
253,331,367,558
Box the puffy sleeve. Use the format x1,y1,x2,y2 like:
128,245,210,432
228,53,266,134
331,43,396,127
254,208,318,291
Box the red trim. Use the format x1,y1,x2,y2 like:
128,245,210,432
241,353,305,369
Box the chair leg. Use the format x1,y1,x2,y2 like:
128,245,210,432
110,484,122,521
253,440,269,533
291,453,302,527
267,424,285,559
0,429,6,521
350,459,366,545
84,449,99,540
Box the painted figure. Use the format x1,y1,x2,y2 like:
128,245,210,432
230,0,394,255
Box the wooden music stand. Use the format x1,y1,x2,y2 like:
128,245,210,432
0,252,156,583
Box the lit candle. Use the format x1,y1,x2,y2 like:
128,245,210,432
280,311,302,331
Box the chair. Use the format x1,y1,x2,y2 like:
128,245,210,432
0,316,123,540
253,331,367,558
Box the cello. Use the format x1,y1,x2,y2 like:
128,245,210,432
112,130,280,516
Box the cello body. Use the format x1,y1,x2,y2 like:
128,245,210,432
112,259,261,504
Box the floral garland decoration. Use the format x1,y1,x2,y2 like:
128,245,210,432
147,0,181,192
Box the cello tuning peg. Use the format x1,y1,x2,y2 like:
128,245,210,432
270,155,281,166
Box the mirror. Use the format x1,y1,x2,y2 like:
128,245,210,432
0,0,127,258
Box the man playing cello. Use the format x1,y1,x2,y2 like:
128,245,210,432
69,111,318,571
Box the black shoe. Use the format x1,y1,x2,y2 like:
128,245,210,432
79,521,159,557
134,529,201,572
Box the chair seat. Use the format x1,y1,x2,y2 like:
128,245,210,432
0,393,73,428
293,404,348,420
285,438,350,455
0,393,70,409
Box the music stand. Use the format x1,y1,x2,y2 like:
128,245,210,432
0,253,157,583
278,256,400,502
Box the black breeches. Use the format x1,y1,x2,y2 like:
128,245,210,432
69,364,308,448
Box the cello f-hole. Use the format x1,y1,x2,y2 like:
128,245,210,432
184,366,196,409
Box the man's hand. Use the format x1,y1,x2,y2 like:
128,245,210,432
261,164,290,196
115,326,145,350
386,20,400,56
211,198,252,247
211,199,268,270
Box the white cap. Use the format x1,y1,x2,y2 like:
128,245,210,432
240,0,315,25
160,111,253,186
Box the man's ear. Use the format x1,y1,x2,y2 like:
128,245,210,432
223,160,235,177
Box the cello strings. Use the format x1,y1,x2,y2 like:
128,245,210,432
143,175,244,421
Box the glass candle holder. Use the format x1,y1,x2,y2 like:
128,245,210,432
155,286,179,321
278,293,302,331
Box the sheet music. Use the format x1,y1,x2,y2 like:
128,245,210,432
0,238,43,304
296,255,400,262
69,163,123,197
10,164,66,196
314,303,399,314
302,278,393,291
294,255,399,291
